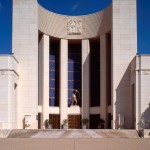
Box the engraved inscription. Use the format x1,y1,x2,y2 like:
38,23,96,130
142,70,150,75
67,19,82,35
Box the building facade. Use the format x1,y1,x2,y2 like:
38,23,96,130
0,0,149,130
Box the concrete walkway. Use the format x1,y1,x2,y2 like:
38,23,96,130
0,138,150,150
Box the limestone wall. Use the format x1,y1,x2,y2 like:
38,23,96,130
112,0,137,129
12,0,38,129
0,55,19,129
136,55,150,129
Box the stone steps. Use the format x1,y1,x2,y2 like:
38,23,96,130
1,129,140,138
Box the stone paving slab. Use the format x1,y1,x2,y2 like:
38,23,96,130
0,138,150,150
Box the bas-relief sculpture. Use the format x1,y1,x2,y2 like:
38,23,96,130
67,19,82,35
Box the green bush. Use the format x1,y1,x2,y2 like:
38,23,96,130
44,119,52,126
81,118,89,125
63,119,68,124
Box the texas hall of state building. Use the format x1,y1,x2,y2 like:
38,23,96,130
0,0,150,130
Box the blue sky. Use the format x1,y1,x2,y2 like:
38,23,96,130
0,0,150,54
38,0,111,16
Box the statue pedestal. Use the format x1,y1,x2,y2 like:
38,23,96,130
68,105,81,114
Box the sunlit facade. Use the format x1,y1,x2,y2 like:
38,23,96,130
1,0,150,130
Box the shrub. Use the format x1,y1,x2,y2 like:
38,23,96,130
63,119,68,124
44,119,52,126
81,118,89,125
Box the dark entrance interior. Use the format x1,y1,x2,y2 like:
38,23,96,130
90,114,100,129
107,113,111,129
49,38,60,106
38,113,41,129
90,39,100,107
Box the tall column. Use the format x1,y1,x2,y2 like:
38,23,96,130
82,40,90,122
135,56,140,129
60,39,68,127
39,34,50,129
135,70,139,129
100,34,107,128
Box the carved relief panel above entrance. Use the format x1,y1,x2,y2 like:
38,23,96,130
67,19,82,35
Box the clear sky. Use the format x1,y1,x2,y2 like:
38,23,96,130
0,0,150,54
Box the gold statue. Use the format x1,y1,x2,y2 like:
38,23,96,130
71,89,80,106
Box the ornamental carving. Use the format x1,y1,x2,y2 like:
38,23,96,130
67,19,82,35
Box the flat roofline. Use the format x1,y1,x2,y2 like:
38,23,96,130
136,54,150,56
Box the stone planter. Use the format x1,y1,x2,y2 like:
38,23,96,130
82,125,87,129
45,124,52,129
63,124,68,129
139,129,150,138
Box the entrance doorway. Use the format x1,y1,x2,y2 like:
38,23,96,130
90,114,100,129
49,114,60,129
68,115,81,129
38,113,41,129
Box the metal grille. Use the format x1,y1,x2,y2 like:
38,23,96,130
68,115,81,129
49,114,60,129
